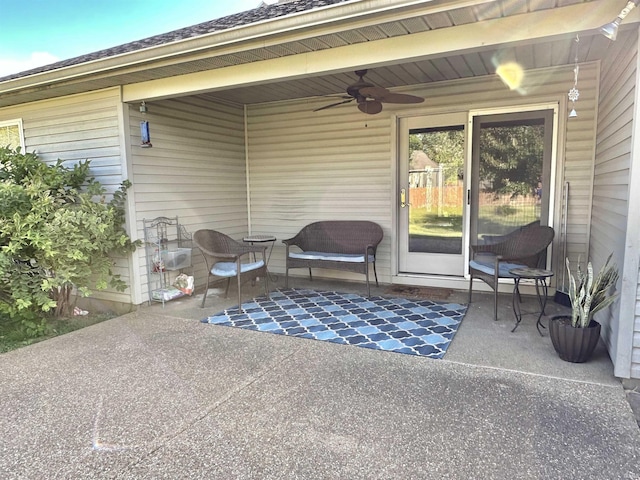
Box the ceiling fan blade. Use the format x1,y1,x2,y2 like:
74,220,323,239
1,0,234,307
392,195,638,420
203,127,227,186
321,94,353,100
358,100,383,115
359,86,424,104
313,98,354,112
378,92,425,104
358,86,389,98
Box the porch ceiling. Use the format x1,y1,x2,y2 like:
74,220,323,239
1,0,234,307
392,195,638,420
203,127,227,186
0,0,625,108
197,34,608,106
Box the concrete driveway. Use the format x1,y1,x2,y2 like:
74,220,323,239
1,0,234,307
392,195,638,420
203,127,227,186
2,280,639,479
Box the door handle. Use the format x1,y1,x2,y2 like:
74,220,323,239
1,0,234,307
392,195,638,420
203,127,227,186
400,188,407,208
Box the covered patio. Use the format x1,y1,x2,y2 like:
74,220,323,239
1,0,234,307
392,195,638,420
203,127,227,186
1,0,639,380
114,0,639,379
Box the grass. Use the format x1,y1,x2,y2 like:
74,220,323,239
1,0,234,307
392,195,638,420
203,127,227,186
410,204,541,238
0,312,117,354
410,207,463,238
477,204,540,235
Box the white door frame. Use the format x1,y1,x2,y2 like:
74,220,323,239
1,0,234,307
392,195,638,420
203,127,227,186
390,102,559,286
397,112,468,276
465,102,559,275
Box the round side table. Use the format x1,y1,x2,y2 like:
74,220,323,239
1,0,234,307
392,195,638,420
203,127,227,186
242,234,277,282
509,267,554,335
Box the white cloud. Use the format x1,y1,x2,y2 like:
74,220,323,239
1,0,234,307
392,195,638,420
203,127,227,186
0,52,60,77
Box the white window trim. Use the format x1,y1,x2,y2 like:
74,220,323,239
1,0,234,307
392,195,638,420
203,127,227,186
0,118,25,150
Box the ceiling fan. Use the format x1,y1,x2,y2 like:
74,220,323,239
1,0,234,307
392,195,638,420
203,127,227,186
314,69,424,114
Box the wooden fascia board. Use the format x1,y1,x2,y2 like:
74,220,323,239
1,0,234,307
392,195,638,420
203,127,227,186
123,0,632,102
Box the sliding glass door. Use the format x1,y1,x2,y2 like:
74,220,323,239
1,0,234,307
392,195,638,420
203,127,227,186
470,110,554,249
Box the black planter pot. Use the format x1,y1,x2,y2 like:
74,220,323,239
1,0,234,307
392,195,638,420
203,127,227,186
549,315,601,363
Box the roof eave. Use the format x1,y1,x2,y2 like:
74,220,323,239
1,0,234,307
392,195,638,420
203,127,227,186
0,0,494,97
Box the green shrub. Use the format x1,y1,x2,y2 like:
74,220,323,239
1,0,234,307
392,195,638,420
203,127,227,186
0,147,137,329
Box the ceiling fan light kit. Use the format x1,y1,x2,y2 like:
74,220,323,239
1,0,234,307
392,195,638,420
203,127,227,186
314,69,424,115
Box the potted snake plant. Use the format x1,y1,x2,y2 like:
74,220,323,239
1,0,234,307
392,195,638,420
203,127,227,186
549,253,619,363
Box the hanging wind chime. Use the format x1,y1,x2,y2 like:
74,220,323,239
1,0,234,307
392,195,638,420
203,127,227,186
568,35,580,118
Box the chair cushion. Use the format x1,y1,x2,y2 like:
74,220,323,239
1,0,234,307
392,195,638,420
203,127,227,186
212,260,264,277
289,251,374,263
469,259,526,278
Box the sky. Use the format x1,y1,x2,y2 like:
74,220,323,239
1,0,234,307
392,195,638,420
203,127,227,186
0,0,271,77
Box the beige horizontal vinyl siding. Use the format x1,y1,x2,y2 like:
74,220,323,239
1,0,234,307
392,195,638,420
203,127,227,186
247,103,391,283
0,88,132,304
128,96,247,304
595,30,636,377
247,64,596,287
593,29,640,379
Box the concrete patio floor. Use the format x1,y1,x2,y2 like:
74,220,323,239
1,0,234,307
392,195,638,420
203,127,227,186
1,276,639,479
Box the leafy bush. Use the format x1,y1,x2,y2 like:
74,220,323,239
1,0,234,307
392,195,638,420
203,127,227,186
0,147,137,328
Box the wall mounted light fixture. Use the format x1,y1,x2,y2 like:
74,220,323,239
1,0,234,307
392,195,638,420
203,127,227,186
139,101,152,148
140,121,152,148
600,0,639,41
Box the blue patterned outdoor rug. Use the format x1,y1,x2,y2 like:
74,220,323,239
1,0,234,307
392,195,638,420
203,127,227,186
202,288,467,359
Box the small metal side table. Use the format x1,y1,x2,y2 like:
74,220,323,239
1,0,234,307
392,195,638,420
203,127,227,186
242,234,277,282
509,267,554,335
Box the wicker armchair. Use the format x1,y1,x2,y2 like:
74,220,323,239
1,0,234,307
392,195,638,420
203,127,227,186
468,222,554,321
194,229,270,310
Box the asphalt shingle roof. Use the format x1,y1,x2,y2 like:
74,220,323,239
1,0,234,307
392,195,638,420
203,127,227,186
0,0,351,82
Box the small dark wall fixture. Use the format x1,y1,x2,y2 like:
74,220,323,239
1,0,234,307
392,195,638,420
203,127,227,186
140,120,152,148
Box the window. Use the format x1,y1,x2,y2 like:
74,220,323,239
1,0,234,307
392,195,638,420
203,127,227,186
0,119,25,149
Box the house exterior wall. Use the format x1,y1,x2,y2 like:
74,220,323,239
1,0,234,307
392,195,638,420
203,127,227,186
0,87,132,305
246,99,394,283
247,64,598,287
127,96,247,304
594,29,640,379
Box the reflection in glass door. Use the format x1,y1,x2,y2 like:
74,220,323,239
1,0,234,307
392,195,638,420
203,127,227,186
398,114,466,276
470,110,553,246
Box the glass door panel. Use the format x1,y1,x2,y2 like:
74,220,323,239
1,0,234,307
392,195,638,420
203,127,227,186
471,110,553,251
408,127,464,254
399,113,467,276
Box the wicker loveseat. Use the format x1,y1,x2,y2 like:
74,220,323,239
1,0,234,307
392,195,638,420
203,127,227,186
282,221,384,297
